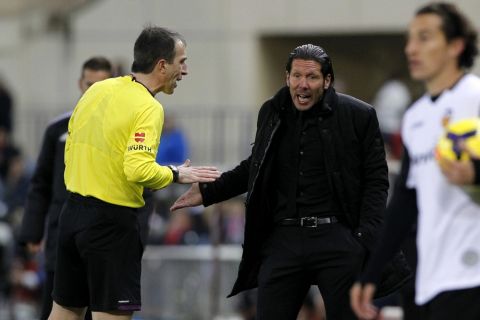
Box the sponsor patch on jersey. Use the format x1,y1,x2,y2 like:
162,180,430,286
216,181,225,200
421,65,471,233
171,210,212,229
135,132,145,143
411,120,424,130
410,149,435,165
127,144,152,152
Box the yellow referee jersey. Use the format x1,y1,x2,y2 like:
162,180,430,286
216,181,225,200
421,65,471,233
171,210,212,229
64,75,173,208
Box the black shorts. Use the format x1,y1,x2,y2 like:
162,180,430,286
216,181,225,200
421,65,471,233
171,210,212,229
52,193,143,312
420,286,480,320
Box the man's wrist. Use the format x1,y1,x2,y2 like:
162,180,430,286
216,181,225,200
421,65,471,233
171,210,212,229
167,165,179,183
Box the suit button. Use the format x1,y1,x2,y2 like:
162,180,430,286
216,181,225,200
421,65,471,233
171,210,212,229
356,232,363,237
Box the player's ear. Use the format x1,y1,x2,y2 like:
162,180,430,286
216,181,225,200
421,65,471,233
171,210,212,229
448,38,465,60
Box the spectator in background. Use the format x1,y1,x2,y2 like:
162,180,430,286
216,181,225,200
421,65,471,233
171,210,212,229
18,56,113,320
0,113,29,235
0,127,20,184
0,210,13,305
2,148,30,228
372,74,411,160
154,113,190,223
0,76,37,319
155,113,189,166
160,207,207,245
0,76,13,134
9,245,42,318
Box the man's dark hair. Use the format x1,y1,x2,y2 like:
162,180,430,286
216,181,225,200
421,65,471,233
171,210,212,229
131,26,186,73
81,56,113,75
285,44,335,85
416,2,478,68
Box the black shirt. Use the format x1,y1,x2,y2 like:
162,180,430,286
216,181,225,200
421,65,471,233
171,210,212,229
272,100,341,221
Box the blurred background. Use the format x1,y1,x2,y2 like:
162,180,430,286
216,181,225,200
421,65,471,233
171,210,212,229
0,0,479,319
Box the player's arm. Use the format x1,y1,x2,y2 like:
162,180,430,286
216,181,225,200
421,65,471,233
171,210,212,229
124,104,177,188
194,99,275,207
170,157,250,212
361,149,418,283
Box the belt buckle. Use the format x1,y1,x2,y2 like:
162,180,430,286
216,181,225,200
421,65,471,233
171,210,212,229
300,217,317,227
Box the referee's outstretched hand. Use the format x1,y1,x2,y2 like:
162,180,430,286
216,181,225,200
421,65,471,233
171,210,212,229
177,159,221,184
170,182,202,212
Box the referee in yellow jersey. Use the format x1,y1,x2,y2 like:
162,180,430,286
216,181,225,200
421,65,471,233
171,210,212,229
48,27,221,320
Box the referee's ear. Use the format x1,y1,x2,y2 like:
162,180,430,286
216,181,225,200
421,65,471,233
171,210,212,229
155,59,168,75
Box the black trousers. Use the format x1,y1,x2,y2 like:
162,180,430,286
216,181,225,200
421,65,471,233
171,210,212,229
420,286,480,320
256,222,366,320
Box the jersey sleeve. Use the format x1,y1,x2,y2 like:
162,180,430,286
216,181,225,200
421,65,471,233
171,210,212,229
123,103,173,189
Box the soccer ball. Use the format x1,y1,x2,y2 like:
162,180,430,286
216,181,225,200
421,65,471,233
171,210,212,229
436,118,480,204
436,118,480,161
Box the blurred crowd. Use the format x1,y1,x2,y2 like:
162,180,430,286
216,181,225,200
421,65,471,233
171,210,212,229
0,78,40,319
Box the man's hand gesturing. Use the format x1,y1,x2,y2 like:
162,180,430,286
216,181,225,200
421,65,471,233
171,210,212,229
177,159,221,184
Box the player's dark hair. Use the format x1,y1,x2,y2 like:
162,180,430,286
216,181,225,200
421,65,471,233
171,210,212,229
131,26,186,73
417,2,478,68
286,44,335,85
81,56,113,76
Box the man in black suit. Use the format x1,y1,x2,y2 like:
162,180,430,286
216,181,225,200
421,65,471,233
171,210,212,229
171,44,409,319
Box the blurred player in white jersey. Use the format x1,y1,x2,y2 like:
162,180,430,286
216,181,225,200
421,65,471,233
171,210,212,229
351,3,480,320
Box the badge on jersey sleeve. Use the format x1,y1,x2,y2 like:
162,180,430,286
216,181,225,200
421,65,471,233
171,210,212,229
134,132,145,143
127,131,153,153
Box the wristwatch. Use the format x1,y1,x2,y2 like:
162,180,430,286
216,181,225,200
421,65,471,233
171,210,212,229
167,165,179,183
